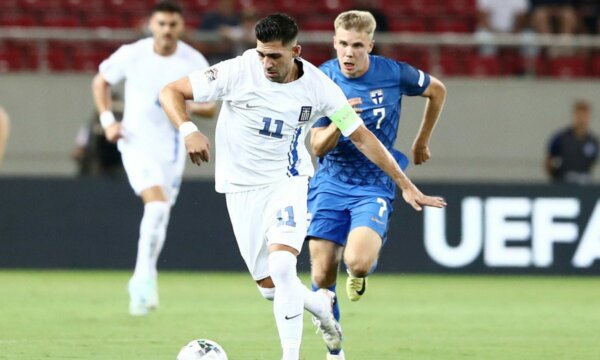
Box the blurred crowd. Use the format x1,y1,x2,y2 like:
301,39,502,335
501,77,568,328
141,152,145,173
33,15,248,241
1,0,600,76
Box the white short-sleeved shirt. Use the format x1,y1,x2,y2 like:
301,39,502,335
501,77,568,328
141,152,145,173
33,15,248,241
100,37,210,160
477,0,528,33
188,49,363,193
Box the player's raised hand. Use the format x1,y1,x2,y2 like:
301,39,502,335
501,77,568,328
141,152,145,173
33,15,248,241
184,131,211,166
348,97,363,114
401,183,446,211
412,142,431,165
104,123,123,143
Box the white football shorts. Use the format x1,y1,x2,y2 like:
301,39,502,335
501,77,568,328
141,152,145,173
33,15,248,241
120,146,185,205
225,176,309,280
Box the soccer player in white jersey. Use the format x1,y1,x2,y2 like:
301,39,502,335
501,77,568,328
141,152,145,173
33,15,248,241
160,13,446,360
91,1,216,316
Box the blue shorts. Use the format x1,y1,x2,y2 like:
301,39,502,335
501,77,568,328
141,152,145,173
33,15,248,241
306,177,395,246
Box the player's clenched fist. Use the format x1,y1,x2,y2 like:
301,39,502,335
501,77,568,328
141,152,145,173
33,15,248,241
184,131,210,166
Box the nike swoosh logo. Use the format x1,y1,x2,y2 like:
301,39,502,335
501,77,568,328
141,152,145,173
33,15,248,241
284,313,302,320
356,279,366,296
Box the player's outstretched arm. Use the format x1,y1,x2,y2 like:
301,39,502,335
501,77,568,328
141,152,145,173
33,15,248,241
412,76,446,165
160,77,211,166
91,73,122,143
349,125,446,211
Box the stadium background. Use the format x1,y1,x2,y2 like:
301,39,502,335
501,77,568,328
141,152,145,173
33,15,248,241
1,0,600,273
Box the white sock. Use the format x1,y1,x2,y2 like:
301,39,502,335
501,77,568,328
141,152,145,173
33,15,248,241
149,206,170,280
269,251,303,360
132,201,170,282
302,287,328,320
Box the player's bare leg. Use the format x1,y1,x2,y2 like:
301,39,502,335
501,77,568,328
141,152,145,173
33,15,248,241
344,227,382,301
129,185,170,316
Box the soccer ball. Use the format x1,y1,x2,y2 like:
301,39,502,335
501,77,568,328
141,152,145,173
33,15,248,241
176,339,228,360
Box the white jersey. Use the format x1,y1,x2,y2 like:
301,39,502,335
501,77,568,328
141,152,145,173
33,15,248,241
189,49,362,193
99,37,209,160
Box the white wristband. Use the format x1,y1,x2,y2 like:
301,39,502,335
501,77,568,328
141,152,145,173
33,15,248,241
179,121,199,138
99,111,116,129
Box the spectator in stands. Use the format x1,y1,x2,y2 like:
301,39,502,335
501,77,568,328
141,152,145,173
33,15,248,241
198,0,240,63
350,0,389,32
577,0,600,34
0,106,9,169
73,93,124,178
475,0,530,55
530,0,578,35
217,8,258,56
546,100,599,184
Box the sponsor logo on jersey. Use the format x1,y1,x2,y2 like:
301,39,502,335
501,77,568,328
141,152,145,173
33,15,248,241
204,67,218,82
298,106,312,122
370,89,384,104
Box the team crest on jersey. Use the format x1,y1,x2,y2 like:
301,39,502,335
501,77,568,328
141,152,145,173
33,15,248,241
370,89,384,104
204,67,218,82
298,106,312,122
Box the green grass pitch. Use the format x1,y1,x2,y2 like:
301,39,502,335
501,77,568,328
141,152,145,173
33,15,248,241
1,271,599,359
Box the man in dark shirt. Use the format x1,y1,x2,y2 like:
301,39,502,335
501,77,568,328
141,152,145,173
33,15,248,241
546,100,599,184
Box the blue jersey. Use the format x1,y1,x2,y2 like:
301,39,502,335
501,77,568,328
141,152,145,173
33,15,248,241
313,55,430,195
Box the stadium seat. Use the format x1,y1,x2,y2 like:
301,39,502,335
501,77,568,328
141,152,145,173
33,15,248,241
301,44,334,67
389,18,427,33
41,14,81,28
0,50,22,71
62,0,105,17
0,14,37,27
46,48,70,71
18,0,63,14
84,14,127,28
464,54,501,77
444,0,477,16
548,56,588,78
431,17,473,33
591,54,600,77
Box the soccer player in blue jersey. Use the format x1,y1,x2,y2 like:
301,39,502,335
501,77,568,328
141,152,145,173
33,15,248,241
307,11,446,359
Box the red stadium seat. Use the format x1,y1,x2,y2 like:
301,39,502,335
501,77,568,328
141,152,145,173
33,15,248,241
464,54,501,77
84,14,127,28
0,50,22,71
444,0,477,16
46,48,70,71
18,0,63,13
62,0,105,17
431,18,472,33
0,14,37,27
389,18,427,33
548,56,588,78
591,54,600,77
41,14,81,28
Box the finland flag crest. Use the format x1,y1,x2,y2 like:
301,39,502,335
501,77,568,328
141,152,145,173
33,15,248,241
370,89,384,104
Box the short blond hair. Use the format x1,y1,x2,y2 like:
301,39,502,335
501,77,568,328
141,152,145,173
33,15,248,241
334,10,376,38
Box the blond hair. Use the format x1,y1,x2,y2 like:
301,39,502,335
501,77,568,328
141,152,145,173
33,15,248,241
334,10,376,38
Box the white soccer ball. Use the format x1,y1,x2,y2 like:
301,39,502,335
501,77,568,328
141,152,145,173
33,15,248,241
176,339,228,360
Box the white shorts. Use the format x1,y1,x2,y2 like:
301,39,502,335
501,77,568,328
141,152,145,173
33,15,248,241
120,146,185,205
225,176,309,280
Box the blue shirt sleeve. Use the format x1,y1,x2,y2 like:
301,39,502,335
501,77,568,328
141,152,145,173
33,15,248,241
398,62,430,96
548,133,562,157
312,117,332,128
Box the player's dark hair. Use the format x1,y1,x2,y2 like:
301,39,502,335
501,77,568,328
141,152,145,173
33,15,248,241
151,1,183,15
255,13,298,46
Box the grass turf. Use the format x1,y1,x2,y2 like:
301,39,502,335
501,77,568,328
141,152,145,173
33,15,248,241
0,271,599,359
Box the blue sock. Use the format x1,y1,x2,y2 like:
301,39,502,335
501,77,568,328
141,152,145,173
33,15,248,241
312,282,340,321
